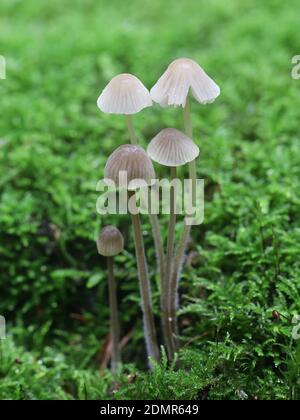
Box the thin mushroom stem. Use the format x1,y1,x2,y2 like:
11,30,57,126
149,213,165,288
107,256,121,373
149,213,168,352
125,118,167,348
148,189,171,357
125,117,165,283
165,166,177,360
169,223,191,351
183,97,196,208
148,189,165,290
168,97,196,352
129,192,160,368
125,114,138,145
183,97,193,138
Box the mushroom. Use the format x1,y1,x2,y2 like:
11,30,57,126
104,144,160,367
97,74,164,298
97,225,124,373
104,144,155,191
151,59,220,354
97,73,152,144
150,58,220,209
147,128,199,359
147,128,199,167
150,58,220,108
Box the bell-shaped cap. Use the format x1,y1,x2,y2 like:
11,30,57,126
96,225,124,257
104,144,155,190
97,73,152,115
147,128,199,167
150,58,220,108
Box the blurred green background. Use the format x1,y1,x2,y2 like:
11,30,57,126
0,0,300,400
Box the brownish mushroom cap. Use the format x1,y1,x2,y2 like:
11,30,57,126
147,128,199,167
104,144,155,190
96,226,124,257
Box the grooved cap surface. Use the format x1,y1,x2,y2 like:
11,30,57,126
104,144,155,190
147,128,199,167
97,73,152,114
151,58,220,108
96,225,124,257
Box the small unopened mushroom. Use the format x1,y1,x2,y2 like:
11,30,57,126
97,73,152,144
147,128,199,359
97,226,124,373
104,145,160,367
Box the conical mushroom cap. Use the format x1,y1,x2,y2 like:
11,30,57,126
97,73,152,115
147,128,199,167
104,144,155,190
96,226,124,257
150,58,220,108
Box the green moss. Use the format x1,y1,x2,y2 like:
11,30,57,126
0,0,300,400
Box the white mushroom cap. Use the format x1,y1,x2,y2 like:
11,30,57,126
147,128,199,167
97,73,152,115
104,144,155,190
150,58,220,108
97,225,124,257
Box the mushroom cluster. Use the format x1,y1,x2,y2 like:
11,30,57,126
96,58,220,368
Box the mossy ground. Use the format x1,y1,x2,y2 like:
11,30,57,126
0,0,300,400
